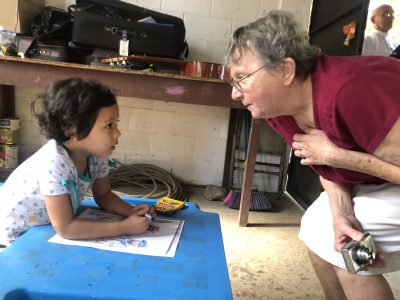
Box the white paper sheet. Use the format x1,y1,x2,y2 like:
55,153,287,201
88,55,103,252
48,208,184,257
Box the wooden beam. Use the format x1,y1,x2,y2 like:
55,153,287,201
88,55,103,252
238,118,262,226
222,108,240,188
0,85,14,116
0,57,243,109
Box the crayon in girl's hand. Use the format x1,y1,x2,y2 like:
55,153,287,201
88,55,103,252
144,213,154,221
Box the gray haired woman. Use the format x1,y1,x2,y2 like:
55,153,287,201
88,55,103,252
226,10,400,299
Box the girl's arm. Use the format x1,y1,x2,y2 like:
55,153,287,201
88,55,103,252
44,176,156,240
90,176,155,218
44,193,151,240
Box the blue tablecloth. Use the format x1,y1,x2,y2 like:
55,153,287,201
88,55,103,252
0,197,232,299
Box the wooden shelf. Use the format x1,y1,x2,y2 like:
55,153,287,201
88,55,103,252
0,56,243,109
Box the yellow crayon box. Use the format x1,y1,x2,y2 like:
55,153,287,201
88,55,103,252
155,197,185,214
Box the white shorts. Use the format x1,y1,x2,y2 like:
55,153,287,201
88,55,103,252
299,182,400,275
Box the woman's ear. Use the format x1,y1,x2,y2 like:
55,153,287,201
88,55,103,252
281,57,296,86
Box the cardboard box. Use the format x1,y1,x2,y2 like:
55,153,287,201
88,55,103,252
0,0,45,34
0,117,20,144
0,129,19,144
0,117,21,131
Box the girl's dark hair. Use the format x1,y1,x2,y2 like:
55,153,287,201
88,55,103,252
31,78,117,141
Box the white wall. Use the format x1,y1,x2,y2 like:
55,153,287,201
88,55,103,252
15,0,312,186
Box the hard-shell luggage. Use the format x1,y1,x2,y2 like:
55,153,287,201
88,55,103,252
70,0,188,59
26,42,70,62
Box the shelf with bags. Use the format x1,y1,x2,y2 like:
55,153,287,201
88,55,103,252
0,56,242,108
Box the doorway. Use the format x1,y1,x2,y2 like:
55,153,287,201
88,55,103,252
365,0,400,48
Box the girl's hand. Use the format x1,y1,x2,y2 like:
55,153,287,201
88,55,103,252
121,214,151,235
292,129,341,166
131,204,156,219
122,204,157,235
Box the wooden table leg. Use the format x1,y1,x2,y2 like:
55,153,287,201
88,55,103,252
222,109,239,188
0,85,14,116
238,118,262,226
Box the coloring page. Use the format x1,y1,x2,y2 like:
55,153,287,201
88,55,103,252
48,208,184,257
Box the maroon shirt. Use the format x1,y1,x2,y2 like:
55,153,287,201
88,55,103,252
268,55,400,185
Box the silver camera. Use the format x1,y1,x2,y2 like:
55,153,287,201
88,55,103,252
341,233,377,274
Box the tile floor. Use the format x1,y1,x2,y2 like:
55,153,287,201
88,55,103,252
183,186,400,300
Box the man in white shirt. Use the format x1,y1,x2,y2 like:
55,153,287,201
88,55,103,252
362,4,396,56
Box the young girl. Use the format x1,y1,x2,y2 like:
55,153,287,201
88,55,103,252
0,78,155,247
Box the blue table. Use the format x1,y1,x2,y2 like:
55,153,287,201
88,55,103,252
0,198,232,300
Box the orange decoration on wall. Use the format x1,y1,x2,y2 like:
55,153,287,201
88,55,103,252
343,20,357,46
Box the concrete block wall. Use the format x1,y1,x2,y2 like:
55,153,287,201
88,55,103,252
14,0,312,186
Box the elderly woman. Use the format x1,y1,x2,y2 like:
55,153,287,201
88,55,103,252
225,10,400,300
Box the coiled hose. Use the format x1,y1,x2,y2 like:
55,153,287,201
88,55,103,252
106,161,185,200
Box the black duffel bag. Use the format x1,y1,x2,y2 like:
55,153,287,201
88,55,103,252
30,6,73,46
70,0,188,59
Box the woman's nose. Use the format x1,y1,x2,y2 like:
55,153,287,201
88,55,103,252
231,86,243,101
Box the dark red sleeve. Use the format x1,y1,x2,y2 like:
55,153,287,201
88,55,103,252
334,72,400,153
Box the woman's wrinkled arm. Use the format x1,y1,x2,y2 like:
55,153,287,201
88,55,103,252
292,117,400,184
319,176,386,267
319,176,364,251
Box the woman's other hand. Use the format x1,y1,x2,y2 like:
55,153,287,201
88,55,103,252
292,129,342,166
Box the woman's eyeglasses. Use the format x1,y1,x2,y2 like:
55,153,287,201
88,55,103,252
229,65,266,91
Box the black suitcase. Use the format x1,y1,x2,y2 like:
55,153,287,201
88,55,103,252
70,0,188,59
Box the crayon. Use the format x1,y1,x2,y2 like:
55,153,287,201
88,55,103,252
144,213,154,221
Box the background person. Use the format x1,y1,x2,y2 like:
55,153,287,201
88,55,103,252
0,78,155,248
362,4,397,55
225,10,400,299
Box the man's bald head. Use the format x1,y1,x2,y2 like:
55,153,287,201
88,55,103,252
371,4,394,33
